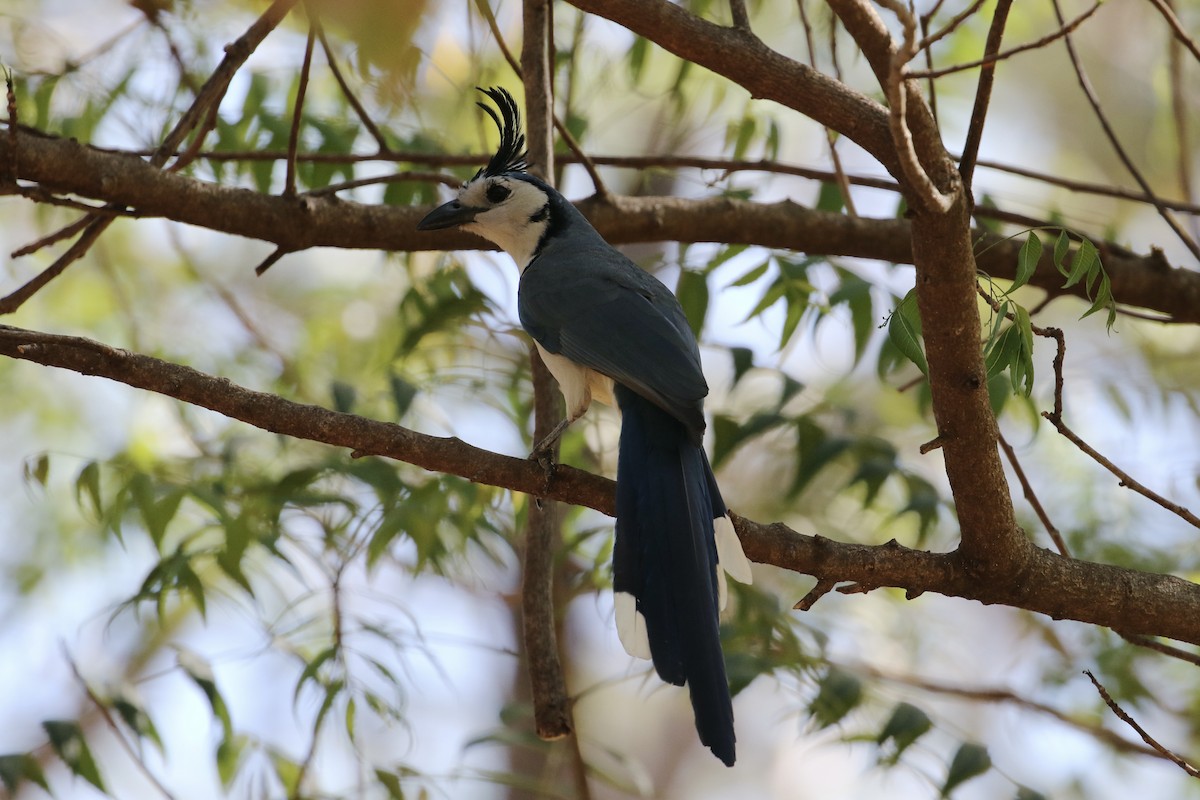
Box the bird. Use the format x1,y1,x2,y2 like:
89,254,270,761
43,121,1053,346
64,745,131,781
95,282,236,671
417,87,753,766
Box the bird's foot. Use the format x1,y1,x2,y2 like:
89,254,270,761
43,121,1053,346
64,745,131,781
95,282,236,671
530,418,570,461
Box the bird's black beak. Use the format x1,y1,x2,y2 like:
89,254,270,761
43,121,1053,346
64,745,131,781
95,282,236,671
417,199,478,231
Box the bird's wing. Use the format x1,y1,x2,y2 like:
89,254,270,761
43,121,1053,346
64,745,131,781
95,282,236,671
519,245,708,435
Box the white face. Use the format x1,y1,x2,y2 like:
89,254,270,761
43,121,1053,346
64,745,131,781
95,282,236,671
456,175,551,269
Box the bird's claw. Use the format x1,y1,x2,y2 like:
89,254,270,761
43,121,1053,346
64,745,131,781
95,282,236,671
530,445,557,489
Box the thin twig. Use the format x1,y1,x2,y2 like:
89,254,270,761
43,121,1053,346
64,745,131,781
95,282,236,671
305,171,462,197
253,246,292,276
997,428,1069,556
154,0,300,169
958,0,1013,193
1042,414,1200,530
876,0,956,213
65,649,180,800
1164,0,1199,243
3,68,16,184
164,96,221,174
285,24,317,198
1050,0,1200,261
729,0,751,30
1084,670,1200,778
1036,296,1198,527
313,15,391,152
917,9,939,126
0,216,113,314
144,9,201,95
851,659,1164,760
794,577,838,610
908,1,1103,80
1118,632,1200,668
1146,0,1200,63
799,0,858,216
915,0,987,52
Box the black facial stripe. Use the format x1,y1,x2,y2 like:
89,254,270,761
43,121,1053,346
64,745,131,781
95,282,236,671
530,203,549,223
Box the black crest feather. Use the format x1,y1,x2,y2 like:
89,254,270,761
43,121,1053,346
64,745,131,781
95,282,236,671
475,87,528,179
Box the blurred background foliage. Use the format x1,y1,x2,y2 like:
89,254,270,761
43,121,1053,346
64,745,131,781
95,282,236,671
0,0,1198,798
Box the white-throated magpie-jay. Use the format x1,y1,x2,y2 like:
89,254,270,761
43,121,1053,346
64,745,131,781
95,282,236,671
417,88,752,766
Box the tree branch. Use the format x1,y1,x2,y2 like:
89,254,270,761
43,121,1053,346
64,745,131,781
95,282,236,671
518,0,574,745
563,0,902,178
3,323,1200,647
2,127,1196,322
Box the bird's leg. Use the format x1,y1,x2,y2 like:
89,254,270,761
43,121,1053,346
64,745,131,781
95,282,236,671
530,416,572,462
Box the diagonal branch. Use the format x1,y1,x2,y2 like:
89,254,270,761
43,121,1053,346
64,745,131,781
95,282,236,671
3,323,1200,648
957,0,1013,192
564,0,901,177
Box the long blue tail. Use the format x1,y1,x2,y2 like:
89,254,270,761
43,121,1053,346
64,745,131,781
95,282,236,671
612,384,735,766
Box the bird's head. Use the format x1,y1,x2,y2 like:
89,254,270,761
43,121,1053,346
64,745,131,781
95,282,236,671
418,87,553,268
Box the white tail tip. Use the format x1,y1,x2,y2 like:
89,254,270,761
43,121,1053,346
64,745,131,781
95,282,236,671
615,591,652,660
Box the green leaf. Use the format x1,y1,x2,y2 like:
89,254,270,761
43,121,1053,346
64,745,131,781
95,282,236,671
899,475,941,543
1013,305,1035,396
332,380,357,414
389,373,418,419
816,180,844,213
76,461,103,518
1052,230,1070,273
847,438,898,507
676,269,709,338
829,273,874,365
1014,232,1040,291
887,290,927,374
765,119,781,160
177,558,208,618
314,679,345,735
32,75,60,130
779,287,809,349
876,702,932,763
268,748,302,797
23,453,49,487
0,753,49,793
711,412,788,470
790,419,851,497
809,668,863,729
177,647,233,740
43,720,105,792
345,696,357,742
729,347,755,386
730,259,770,287
984,324,1021,380
376,768,406,800
628,35,649,84
1062,238,1098,288
1080,271,1114,328
216,734,248,788
941,742,992,797
729,115,757,160
294,646,338,706
1015,787,1049,800
111,691,164,753
367,506,408,568
130,475,185,550
705,243,748,275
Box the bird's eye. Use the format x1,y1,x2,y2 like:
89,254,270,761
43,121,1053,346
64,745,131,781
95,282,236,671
486,183,511,204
